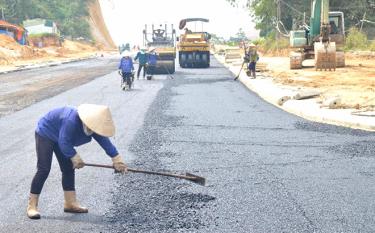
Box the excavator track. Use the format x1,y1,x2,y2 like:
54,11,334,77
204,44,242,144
290,52,303,69
336,51,345,67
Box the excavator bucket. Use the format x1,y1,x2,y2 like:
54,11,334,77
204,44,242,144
314,41,336,71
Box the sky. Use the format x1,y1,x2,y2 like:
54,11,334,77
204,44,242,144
99,0,258,46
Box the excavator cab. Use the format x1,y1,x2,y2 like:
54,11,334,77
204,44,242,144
329,12,344,35
328,12,345,45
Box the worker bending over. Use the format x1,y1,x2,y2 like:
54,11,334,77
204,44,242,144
27,104,127,219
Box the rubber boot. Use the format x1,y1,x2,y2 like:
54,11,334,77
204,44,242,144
27,193,41,219
63,191,88,213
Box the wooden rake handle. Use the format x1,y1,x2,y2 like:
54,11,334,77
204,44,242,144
84,163,206,186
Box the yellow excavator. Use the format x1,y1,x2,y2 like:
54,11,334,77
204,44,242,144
177,18,211,68
289,0,345,70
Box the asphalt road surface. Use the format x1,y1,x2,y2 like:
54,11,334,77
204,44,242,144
1,56,375,233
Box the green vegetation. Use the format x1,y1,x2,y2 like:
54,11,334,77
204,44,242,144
228,28,248,44
252,32,289,53
0,0,94,39
345,28,369,51
345,27,375,51
370,41,375,52
28,33,59,38
227,0,375,39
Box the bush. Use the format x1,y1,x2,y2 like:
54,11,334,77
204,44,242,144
28,33,59,38
253,32,289,54
226,41,238,47
369,41,375,52
345,27,368,51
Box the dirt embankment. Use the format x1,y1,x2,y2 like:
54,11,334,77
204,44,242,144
88,0,116,50
0,0,115,68
0,34,100,69
0,0,116,71
214,44,375,110
262,54,375,109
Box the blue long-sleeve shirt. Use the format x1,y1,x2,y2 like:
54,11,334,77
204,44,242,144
147,53,158,66
118,57,134,73
36,107,118,158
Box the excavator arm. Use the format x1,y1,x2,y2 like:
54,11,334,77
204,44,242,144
313,0,337,70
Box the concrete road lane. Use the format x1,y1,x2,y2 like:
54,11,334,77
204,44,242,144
1,56,375,233
0,56,119,117
0,69,164,232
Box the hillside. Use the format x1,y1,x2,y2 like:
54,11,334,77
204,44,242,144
88,0,116,49
0,0,116,70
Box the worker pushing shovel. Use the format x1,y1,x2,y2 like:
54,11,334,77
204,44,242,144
234,43,259,80
27,104,205,220
27,104,127,219
246,43,259,79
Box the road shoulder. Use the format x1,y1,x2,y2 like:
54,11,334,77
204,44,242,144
215,54,375,132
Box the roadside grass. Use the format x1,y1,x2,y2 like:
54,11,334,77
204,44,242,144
345,27,375,51
369,40,375,51
252,33,289,56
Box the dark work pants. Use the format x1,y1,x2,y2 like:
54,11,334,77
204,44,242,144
137,64,146,78
121,72,132,88
147,65,156,76
30,132,75,194
248,62,256,78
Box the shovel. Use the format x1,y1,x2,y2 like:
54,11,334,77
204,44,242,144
84,163,206,186
234,61,245,81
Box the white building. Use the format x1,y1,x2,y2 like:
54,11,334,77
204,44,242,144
23,18,59,35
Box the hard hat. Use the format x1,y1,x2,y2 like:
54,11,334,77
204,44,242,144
249,43,256,47
77,104,115,137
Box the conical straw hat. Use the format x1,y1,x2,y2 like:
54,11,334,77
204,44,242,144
148,46,156,52
121,50,131,57
77,104,115,137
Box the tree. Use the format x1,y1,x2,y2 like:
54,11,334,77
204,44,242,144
0,0,94,39
209,33,225,44
227,0,375,38
236,28,247,41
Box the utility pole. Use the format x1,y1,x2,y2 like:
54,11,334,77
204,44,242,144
276,0,281,38
360,12,366,32
1,8,5,20
275,0,281,52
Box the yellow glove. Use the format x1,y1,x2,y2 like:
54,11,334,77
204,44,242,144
112,155,128,174
71,154,84,169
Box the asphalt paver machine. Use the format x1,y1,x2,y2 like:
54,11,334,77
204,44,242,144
143,24,176,74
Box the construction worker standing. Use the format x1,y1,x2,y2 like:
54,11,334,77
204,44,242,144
27,104,127,219
246,43,259,79
147,47,158,79
134,47,148,79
